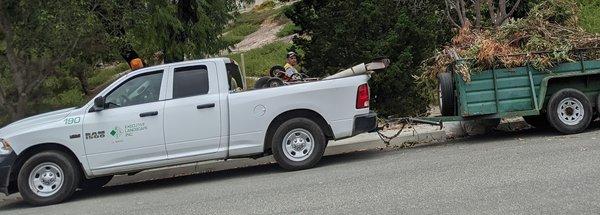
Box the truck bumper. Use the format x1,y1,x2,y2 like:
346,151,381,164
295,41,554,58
352,112,378,136
0,152,17,195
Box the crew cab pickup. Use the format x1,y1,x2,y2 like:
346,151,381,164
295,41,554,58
0,58,377,205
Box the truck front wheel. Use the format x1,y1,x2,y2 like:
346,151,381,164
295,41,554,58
271,118,327,171
17,150,81,206
547,89,592,134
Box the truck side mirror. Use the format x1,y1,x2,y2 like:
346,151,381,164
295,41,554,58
93,96,106,111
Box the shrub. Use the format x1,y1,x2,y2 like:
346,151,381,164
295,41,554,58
285,0,451,117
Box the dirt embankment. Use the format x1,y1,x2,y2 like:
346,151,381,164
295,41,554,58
230,19,294,53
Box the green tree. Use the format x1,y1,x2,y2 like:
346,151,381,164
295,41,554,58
0,0,105,120
286,0,451,116
127,0,251,63
0,0,249,122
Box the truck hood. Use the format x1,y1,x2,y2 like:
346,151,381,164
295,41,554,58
0,107,77,137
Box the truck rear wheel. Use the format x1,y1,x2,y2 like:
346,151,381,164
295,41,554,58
17,150,81,206
546,89,592,134
271,118,326,171
438,72,455,116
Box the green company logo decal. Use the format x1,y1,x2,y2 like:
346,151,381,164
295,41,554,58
110,126,124,138
109,122,148,141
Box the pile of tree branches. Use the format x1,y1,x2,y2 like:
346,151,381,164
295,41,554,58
422,0,600,82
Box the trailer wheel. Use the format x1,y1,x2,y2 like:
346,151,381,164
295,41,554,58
271,118,326,171
253,77,271,89
523,115,551,129
17,150,81,206
438,73,455,116
547,89,592,134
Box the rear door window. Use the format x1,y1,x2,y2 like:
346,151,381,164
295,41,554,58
173,65,209,99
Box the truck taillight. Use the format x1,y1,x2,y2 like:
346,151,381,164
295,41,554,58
356,83,370,109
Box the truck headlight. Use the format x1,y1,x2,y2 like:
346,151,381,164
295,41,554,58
0,138,13,155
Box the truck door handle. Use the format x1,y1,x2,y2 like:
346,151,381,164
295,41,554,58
139,111,158,117
197,103,215,109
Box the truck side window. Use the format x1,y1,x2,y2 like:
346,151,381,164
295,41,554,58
105,71,163,109
173,65,209,99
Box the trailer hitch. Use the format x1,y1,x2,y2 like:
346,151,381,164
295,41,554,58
375,117,443,145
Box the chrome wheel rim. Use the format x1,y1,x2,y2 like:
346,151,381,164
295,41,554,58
557,97,584,126
282,129,315,162
29,162,64,197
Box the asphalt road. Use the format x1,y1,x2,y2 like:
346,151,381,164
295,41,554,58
2,127,600,214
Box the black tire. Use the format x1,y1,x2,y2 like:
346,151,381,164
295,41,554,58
17,150,81,206
79,175,113,190
523,115,551,129
267,77,285,87
546,89,593,134
438,72,455,116
253,77,271,89
271,118,327,171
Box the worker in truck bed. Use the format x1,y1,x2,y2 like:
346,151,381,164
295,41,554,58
283,51,300,81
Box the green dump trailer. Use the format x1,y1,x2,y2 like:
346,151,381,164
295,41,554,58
419,49,600,134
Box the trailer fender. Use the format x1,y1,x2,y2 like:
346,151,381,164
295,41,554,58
536,70,600,110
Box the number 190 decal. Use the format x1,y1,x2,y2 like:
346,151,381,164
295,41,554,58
64,117,81,125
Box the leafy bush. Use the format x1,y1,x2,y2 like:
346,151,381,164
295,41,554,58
285,0,451,117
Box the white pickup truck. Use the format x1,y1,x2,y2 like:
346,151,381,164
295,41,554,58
0,58,380,205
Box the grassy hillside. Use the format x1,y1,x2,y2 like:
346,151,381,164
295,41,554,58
223,1,295,77
222,1,290,46
228,41,291,77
